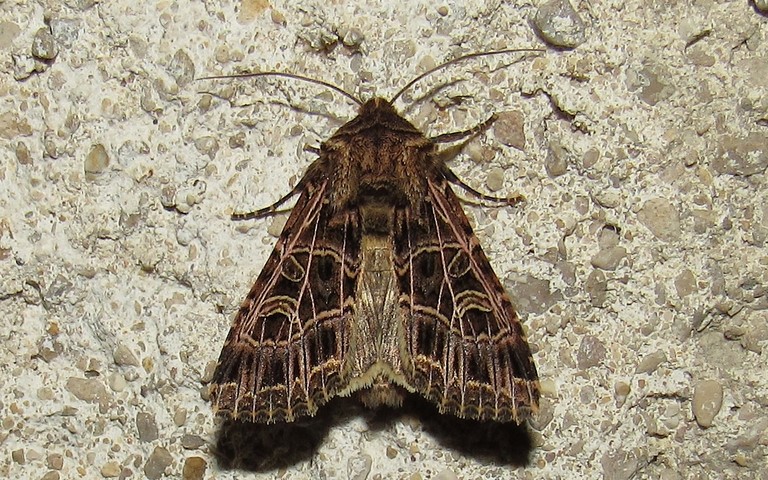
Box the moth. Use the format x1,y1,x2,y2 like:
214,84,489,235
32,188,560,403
208,50,540,425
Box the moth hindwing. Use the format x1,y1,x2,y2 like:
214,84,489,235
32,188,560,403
209,71,540,425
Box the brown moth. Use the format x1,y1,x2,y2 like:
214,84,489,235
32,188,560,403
208,50,540,424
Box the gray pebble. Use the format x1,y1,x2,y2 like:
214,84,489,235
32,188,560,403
434,469,460,480
168,49,195,87
136,412,159,442
0,21,21,48
505,274,563,315
585,270,607,307
601,448,640,480
49,18,82,48
15,141,32,165
692,379,723,427
173,407,188,427
545,140,569,177
11,448,24,464
591,246,627,271
341,27,365,49
47,454,64,470
84,144,109,174
712,132,768,177
597,226,620,249
533,0,586,49
492,110,526,149
65,377,109,403
635,350,667,373
674,269,697,298
594,189,621,209
485,167,505,192
144,447,173,480
193,136,219,159
180,434,206,450
113,343,140,367
577,335,606,369
32,27,57,60
637,198,681,241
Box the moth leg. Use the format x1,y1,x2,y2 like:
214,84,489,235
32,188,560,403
231,180,307,220
442,167,525,206
430,113,497,144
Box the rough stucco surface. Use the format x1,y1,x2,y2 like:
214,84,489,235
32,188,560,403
1,1,767,479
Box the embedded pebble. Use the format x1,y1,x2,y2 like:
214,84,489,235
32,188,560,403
65,377,109,403
41,472,59,480
180,434,205,450
136,412,159,442
84,144,110,174
755,0,768,12
144,447,173,480
15,141,32,165
485,167,505,192
12,449,24,464
173,407,188,426
385,445,398,458
100,461,121,477
182,457,207,480
107,373,126,392
32,27,57,60
692,380,723,428
193,136,219,159
614,381,631,407
635,66,673,106
674,269,697,298
505,274,563,315
637,198,681,241
492,110,526,149
168,49,195,87
533,0,586,48
577,335,606,369
585,270,607,307
47,454,64,470
113,343,140,367
545,140,569,177
591,246,627,271
434,469,460,480
601,448,640,480
594,189,621,209
0,21,21,48
635,351,667,374
712,132,768,177
347,453,372,480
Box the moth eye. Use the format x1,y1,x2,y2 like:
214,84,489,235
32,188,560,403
315,255,335,281
447,250,470,278
281,256,305,282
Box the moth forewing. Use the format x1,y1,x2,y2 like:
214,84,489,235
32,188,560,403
210,56,540,425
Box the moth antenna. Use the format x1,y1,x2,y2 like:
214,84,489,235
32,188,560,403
198,71,363,107
389,48,545,105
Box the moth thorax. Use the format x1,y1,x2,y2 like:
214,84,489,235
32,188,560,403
358,383,406,410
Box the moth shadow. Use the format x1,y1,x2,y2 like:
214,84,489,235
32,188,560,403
212,414,332,472
363,396,536,467
212,395,534,471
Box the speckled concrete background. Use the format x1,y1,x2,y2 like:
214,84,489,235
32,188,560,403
2,1,767,479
